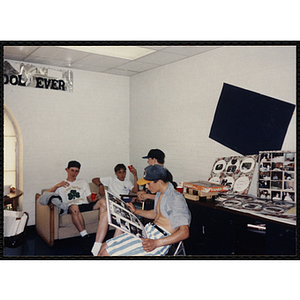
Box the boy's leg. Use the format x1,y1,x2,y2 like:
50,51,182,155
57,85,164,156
98,242,110,256
68,204,86,235
113,228,124,237
91,198,108,255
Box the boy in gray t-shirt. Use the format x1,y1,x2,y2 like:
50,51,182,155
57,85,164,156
98,164,190,256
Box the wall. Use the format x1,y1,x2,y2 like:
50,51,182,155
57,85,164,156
129,46,296,186
4,65,130,225
4,46,296,225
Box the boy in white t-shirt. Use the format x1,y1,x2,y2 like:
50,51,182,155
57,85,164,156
47,160,102,243
91,163,138,255
94,164,138,201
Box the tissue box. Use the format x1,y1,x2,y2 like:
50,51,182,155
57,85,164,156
4,185,11,196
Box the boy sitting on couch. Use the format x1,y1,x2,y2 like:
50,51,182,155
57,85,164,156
47,160,102,242
91,163,138,255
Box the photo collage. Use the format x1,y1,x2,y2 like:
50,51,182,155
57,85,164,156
105,190,147,239
208,155,258,195
258,151,295,202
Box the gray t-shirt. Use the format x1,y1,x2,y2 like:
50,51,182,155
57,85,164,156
154,182,190,229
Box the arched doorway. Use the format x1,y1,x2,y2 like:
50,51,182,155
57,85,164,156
4,104,23,210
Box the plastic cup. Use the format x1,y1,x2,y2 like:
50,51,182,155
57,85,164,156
91,193,97,201
176,186,183,193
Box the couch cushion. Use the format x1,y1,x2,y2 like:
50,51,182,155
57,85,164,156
59,210,99,227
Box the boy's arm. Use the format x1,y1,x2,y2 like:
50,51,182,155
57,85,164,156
92,177,105,197
132,174,139,193
142,225,189,252
126,203,156,219
137,190,156,201
47,181,69,193
129,166,139,193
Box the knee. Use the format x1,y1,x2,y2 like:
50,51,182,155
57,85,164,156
69,205,80,215
98,199,107,211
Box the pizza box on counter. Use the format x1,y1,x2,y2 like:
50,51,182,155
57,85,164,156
184,192,216,201
187,188,219,197
182,181,229,193
184,193,200,201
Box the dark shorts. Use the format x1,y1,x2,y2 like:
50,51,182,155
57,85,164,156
68,201,98,213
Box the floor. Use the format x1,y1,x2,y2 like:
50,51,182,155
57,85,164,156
3,225,114,258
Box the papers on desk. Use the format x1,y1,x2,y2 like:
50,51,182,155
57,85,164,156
4,210,28,237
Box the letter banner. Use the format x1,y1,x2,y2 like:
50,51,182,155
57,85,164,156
4,60,73,92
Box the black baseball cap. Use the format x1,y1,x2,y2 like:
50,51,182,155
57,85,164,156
142,149,165,161
67,160,81,169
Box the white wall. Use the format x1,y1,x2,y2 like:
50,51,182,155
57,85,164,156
4,66,130,225
129,46,296,185
4,46,296,226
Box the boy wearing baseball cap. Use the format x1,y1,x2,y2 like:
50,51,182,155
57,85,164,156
137,149,177,207
98,164,190,256
47,161,103,248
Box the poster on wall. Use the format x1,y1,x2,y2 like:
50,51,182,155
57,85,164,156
258,150,295,203
3,60,73,92
209,83,295,155
208,155,257,195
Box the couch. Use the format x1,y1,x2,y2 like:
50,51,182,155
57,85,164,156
35,183,101,246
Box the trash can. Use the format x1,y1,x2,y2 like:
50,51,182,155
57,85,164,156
4,211,29,256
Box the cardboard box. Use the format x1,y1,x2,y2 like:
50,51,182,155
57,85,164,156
182,181,228,193
183,193,199,201
187,188,218,197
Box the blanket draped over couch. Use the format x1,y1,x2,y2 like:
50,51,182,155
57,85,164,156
38,192,68,215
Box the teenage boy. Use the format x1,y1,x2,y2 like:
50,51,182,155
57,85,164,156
90,163,138,255
92,163,138,200
98,164,190,256
137,149,176,203
47,160,102,240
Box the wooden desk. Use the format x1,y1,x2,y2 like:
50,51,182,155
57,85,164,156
3,189,23,211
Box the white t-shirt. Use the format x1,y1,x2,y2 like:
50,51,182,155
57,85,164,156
56,179,91,207
100,176,134,198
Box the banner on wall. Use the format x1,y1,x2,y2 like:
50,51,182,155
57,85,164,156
3,60,73,92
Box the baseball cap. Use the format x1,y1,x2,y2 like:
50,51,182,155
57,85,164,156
137,164,168,185
142,149,165,161
67,160,81,169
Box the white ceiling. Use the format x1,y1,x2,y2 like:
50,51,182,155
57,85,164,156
4,45,221,76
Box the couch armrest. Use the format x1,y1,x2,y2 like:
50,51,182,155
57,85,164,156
35,193,55,246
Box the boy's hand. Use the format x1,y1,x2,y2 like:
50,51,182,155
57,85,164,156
126,202,136,214
137,190,147,201
141,238,158,252
129,166,137,176
56,181,69,188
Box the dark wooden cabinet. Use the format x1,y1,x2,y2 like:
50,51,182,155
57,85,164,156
265,221,296,255
185,200,296,257
186,201,233,255
234,214,267,255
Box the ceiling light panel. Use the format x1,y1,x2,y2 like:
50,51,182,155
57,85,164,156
57,46,155,60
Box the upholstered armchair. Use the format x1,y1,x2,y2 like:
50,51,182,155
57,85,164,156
35,183,100,246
